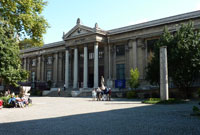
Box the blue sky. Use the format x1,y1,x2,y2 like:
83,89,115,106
42,0,200,44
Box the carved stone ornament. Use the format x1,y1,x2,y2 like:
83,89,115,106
77,18,80,25
94,23,98,29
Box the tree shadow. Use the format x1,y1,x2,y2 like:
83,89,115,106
0,102,200,135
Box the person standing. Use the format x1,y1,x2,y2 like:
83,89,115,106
58,88,61,96
64,84,66,91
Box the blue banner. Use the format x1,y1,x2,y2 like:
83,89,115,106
115,79,126,88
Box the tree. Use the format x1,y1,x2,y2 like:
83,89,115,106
0,0,49,46
0,20,28,87
0,0,49,87
146,22,200,97
128,68,140,90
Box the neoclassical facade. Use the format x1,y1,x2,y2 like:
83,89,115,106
20,10,200,89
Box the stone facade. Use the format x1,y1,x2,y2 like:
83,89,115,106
20,10,200,89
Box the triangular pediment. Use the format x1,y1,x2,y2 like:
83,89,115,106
63,25,95,40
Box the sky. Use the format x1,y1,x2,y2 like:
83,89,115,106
42,0,200,44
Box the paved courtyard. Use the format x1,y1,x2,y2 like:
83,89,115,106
0,97,200,135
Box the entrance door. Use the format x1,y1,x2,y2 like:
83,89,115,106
88,74,94,88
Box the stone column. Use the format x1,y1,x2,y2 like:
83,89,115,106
23,58,27,70
27,58,30,71
58,52,63,84
73,48,78,89
65,48,69,88
160,46,169,101
94,42,99,88
83,45,88,88
37,56,41,81
53,52,58,86
41,55,45,81
132,40,137,69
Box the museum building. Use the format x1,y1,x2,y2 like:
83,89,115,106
20,10,200,89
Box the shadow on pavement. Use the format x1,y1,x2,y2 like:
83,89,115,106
0,102,200,135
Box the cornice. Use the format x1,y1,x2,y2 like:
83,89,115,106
108,10,200,35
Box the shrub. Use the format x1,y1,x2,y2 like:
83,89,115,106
31,90,42,96
126,91,136,99
142,98,185,104
193,106,200,113
197,88,200,98
0,96,12,107
128,68,140,90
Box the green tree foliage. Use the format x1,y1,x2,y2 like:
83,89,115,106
0,0,49,46
146,27,172,86
146,22,200,97
0,20,28,86
128,68,140,90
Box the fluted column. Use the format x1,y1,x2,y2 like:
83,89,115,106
65,48,69,88
37,56,41,81
94,42,99,88
27,58,30,71
83,45,88,88
23,58,27,70
53,52,58,85
73,48,78,88
41,55,45,81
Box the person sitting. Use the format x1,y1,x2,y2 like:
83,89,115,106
21,96,29,107
15,95,24,108
8,94,16,108
92,89,97,101
96,87,102,101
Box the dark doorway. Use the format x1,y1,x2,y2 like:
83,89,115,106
88,74,94,88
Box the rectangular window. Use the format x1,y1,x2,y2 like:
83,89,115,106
47,71,52,81
147,39,158,53
147,39,158,62
80,54,84,59
47,56,53,65
116,45,125,56
98,51,104,59
116,64,125,80
32,59,36,66
89,52,94,60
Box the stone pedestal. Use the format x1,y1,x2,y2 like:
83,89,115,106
160,46,169,100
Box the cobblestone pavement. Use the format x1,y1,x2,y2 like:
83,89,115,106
0,97,200,135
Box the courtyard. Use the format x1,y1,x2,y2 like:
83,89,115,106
0,97,200,135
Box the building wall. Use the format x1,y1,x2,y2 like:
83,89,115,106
20,11,200,89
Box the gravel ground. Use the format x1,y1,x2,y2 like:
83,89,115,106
0,97,200,135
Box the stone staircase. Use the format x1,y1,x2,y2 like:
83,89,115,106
45,91,72,97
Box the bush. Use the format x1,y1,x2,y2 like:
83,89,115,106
142,98,186,104
128,68,140,90
0,96,13,107
197,88,200,98
126,91,136,99
193,106,200,113
31,90,42,96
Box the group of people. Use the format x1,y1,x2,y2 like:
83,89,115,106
4,88,32,108
92,76,112,101
8,93,32,108
92,87,111,101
